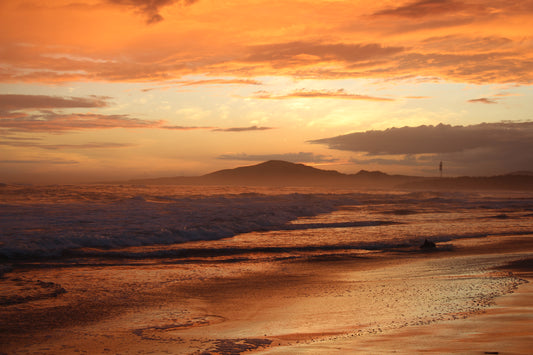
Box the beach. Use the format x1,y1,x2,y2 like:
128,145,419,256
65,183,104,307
1,235,532,354
1,186,532,354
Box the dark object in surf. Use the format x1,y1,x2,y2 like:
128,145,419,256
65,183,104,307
420,239,437,249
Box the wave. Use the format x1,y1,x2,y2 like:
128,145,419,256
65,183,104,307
0,192,361,259
1,186,532,260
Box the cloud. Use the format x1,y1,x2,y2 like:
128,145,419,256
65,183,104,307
310,122,533,155
468,98,498,104
373,0,533,20
2,3,533,86
245,41,404,65
177,78,263,86
311,121,533,174
217,152,338,163
0,139,133,150
422,35,513,52
372,0,472,18
0,111,162,132
0,111,276,133
213,126,275,132
0,94,222,133
106,0,199,24
3,34,531,85
251,89,394,101
161,125,214,130
0,94,110,110
140,78,262,91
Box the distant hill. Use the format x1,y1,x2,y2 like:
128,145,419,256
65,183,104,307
200,160,349,186
125,160,416,188
123,160,533,191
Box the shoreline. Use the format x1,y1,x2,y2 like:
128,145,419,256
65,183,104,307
1,235,532,354
261,254,533,355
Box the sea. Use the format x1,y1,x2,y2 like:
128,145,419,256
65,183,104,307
1,184,533,265
2,184,533,353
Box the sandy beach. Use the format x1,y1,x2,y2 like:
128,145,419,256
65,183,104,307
1,233,532,355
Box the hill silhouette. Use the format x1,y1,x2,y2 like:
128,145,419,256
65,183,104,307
123,160,533,190
201,160,348,185
125,160,417,188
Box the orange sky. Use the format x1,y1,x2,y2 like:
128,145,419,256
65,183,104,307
1,0,533,183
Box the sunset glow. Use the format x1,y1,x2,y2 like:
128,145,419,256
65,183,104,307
2,0,533,183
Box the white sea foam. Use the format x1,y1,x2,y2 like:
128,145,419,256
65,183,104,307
0,187,359,258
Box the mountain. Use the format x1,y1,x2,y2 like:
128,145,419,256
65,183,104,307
127,160,355,187
123,160,533,190
125,160,409,187
200,160,349,186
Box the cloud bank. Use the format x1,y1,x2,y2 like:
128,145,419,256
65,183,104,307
2,2,533,84
311,122,533,174
0,139,133,150
0,94,110,110
311,122,533,155
373,0,473,19
0,111,162,132
0,94,278,133
245,41,404,65
213,126,275,132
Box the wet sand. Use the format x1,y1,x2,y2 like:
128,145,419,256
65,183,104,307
1,235,532,354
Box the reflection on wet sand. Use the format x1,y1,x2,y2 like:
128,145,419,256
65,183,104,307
1,235,532,354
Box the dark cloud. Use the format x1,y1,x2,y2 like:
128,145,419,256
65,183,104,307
245,41,404,65
106,0,199,24
310,122,533,155
0,108,273,133
252,89,394,101
213,126,275,132
311,122,533,174
0,139,133,150
3,35,531,85
373,0,474,18
374,0,533,19
468,98,498,104
161,125,214,130
0,111,162,132
217,152,338,163
422,35,513,52
391,51,533,84
0,94,110,110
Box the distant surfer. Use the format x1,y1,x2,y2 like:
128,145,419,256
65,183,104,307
439,161,443,178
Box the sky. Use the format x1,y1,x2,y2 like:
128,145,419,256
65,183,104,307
1,0,533,183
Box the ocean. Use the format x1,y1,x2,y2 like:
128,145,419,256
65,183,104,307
1,184,532,262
